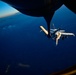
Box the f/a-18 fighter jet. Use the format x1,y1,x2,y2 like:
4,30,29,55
40,25,75,45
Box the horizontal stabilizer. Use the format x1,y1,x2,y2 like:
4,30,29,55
40,26,48,35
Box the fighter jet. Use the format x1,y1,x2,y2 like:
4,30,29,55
1,0,76,37
40,25,75,45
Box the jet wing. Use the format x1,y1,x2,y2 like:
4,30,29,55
61,33,75,36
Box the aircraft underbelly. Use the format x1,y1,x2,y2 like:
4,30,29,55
2,0,62,16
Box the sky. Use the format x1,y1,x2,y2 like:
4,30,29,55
0,1,19,18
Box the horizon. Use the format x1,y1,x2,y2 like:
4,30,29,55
0,1,19,18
